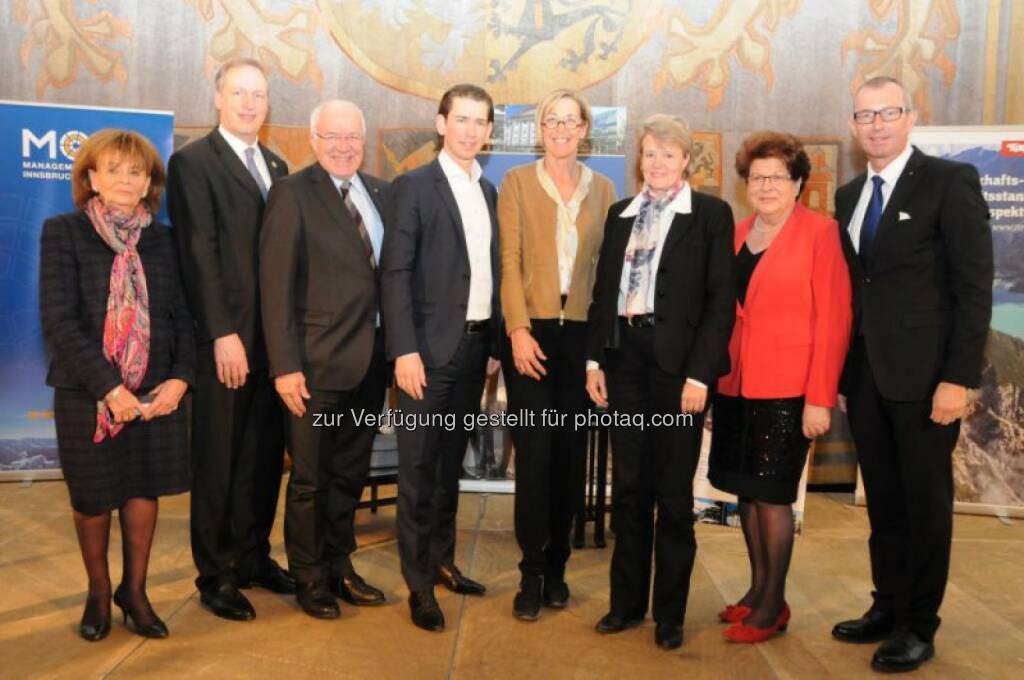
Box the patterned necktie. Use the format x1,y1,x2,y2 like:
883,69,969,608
244,147,269,199
339,180,376,270
858,175,885,264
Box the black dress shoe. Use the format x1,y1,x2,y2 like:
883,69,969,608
330,572,385,606
239,558,297,594
436,564,486,596
79,596,111,642
409,590,445,632
595,612,644,634
655,623,683,650
542,579,570,609
871,629,935,673
513,577,542,621
295,582,340,619
200,582,256,621
832,609,893,643
113,587,169,639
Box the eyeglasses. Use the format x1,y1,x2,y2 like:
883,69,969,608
312,132,364,145
542,117,583,131
748,174,793,187
852,106,909,125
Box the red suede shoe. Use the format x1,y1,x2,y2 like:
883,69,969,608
717,604,752,623
722,604,790,643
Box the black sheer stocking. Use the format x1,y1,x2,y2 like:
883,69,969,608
72,509,113,620
744,499,794,628
736,498,764,609
116,497,160,626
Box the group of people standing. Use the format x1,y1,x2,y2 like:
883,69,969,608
39,55,992,674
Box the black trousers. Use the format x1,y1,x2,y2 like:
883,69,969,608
190,359,285,592
845,338,959,641
396,330,488,591
502,319,588,581
283,333,388,584
605,324,705,626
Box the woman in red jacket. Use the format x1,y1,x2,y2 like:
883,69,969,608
710,132,852,642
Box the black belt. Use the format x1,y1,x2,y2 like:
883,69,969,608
465,319,489,334
620,314,655,328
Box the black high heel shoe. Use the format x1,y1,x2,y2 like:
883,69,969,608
79,595,112,642
113,586,169,639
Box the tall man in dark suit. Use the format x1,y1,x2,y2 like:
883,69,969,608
167,57,294,621
381,84,501,632
831,76,993,673
260,100,390,619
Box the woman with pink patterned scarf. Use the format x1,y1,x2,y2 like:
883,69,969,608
39,130,194,642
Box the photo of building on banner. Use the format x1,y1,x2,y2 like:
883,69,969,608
0,101,174,480
855,126,1024,518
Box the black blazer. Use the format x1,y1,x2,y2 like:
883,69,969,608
39,211,196,400
586,190,736,385
381,158,501,368
835,147,993,401
166,129,288,365
260,164,389,391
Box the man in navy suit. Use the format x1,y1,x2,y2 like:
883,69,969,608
167,57,293,621
831,76,993,672
381,84,501,632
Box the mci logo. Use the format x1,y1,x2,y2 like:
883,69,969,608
22,129,89,160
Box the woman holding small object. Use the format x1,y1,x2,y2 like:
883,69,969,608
39,129,194,641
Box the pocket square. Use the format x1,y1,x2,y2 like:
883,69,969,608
898,211,912,221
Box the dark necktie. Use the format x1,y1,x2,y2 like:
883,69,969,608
339,181,376,270
244,147,269,199
858,175,885,264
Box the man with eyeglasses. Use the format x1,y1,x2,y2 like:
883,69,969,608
167,57,294,621
260,100,390,619
831,76,992,672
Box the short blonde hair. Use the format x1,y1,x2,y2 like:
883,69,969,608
634,114,693,183
534,89,593,141
71,129,165,212
214,57,269,92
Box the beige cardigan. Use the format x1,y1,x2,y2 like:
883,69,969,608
499,162,618,334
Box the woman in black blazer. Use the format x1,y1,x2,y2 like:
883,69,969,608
585,114,736,650
39,130,195,641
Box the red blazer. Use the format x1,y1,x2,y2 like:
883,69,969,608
717,203,852,406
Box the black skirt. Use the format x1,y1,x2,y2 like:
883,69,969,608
708,394,810,504
54,388,190,515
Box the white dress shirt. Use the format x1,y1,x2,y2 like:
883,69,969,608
586,183,705,387
438,149,493,322
218,125,272,190
848,143,914,252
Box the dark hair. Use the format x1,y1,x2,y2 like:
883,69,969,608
734,131,811,192
435,84,494,152
438,83,494,122
71,129,165,212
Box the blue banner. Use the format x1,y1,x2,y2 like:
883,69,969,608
0,101,173,478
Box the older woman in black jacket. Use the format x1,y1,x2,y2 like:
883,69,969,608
39,130,194,641
586,114,735,650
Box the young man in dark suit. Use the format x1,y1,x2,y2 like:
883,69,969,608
259,100,390,619
166,58,293,621
831,76,993,673
381,84,501,632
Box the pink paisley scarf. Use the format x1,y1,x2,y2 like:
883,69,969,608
86,196,152,443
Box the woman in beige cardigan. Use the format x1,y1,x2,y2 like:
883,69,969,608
499,89,617,621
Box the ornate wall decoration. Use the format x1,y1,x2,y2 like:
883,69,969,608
174,124,317,171
842,0,960,122
186,0,322,88
317,0,663,101
377,128,438,181
13,0,132,97
689,131,723,197
657,0,803,108
799,137,841,216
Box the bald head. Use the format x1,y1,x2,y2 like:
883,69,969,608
310,100,367,180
